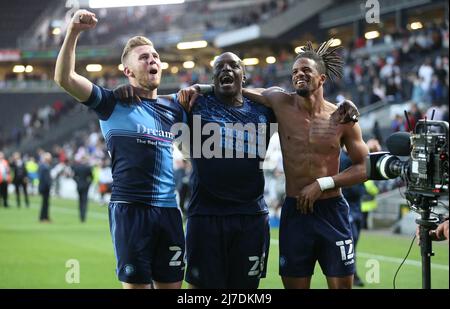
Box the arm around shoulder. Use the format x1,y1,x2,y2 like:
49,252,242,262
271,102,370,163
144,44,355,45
242,87,275,107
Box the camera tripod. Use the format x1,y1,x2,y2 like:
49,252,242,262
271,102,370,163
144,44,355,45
410,194,439,289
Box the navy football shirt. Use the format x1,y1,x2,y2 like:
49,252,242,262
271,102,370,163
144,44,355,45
82,84,187,207
186,94,276,216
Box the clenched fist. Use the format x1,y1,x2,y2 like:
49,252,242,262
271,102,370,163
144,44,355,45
69,10,98,33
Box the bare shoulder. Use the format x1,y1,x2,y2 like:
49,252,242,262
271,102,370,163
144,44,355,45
263,86,291,97
264,87,295,103
326,101,353,131
325,100,338,114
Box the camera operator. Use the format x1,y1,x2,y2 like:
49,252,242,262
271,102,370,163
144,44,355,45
416,218,449,243
432,219,449,241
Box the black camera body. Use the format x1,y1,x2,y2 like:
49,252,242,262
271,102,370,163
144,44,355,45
408,121,448,195
366,119,448,289
366,120,449,197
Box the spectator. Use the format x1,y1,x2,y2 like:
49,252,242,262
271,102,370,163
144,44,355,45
25,156,39,195
417,218,449,243
430,219,449,241
98,159,113,204
38,152,53,223
418,58,434,102
361,139,382,229
71,156,93,223
11,152,29,208
340,147,366,287
0,151,11,207
391,114,404,132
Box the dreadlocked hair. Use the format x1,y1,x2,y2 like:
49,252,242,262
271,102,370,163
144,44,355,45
294,38,344,82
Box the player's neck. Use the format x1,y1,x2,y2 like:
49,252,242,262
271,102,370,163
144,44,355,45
300,93,325,115
215,92,243,107
130,81,158,100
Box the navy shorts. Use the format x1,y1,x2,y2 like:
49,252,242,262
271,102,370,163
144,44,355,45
185,214,270,288
108,202,185,284
279,196,355,278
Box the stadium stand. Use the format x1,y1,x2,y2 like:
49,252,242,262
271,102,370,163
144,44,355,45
0,0,57,49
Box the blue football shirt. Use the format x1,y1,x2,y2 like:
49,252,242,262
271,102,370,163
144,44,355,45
82,84,187,207
186,94,276,216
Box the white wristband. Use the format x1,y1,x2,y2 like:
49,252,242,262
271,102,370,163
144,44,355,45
316,177,335,192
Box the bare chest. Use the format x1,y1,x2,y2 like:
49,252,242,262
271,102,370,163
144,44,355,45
276,109,343,154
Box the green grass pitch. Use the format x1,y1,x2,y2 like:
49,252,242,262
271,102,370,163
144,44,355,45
0,196,448,289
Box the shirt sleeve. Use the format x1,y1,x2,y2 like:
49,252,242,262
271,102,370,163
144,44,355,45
172,93,188,124
81,84,117,121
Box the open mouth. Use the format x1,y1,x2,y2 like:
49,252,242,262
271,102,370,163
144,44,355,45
149,68,158,75
220,75,234,86
295,79,307,86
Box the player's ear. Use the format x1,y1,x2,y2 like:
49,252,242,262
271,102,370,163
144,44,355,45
123,66,134,78
320,73,326,84
242,75,247,86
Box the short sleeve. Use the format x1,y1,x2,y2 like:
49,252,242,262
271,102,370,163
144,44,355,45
171,93,188,124
81,84,117,121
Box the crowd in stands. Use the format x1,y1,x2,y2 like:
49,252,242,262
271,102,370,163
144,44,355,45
35,0,292,49
85,21,450,109
2,23,449,153
335,22,449,109
3,20,448,105
0,99,78,150
228,0,289,28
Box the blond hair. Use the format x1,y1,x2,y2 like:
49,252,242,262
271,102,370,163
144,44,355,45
121,36,153,65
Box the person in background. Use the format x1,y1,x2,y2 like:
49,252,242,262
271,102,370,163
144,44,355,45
50,158,70,197
25,156,39,195
339,146,366,287
98,159,112,205
430,219,449,241
361,139,381,229
391,114,404,132
0,151,11,207
38,152,53,223
417,218,449,244
173,159,191,216
72,156,93,222
11,152,29,208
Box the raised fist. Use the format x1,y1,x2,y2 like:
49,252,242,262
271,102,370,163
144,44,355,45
69,10,98,33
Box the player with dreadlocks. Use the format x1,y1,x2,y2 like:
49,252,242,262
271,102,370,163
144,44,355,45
233,39,368,289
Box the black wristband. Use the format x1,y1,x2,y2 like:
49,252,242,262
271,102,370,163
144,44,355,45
197,84,214,94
